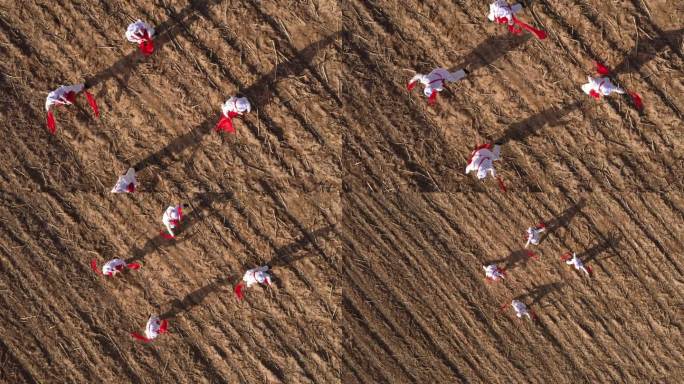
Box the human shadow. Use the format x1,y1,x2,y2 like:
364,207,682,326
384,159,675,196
131,32,340,174
494,101,582,144
266,225,337,268
160,277,232,320
515,282,565,307
449,33,532,74
486,249,537,271
85,0,223,90
540,198,586,242
580,234,622,264
613,28,684,74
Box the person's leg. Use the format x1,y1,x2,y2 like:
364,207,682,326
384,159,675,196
511,4,524,13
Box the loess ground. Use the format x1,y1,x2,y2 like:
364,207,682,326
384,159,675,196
0,0,682,383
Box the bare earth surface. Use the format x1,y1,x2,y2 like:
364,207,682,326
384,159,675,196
0,0,682,383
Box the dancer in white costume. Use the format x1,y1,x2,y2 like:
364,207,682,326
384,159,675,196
562,252,591,276
131,315,169,342
45,84,99,134
465,144,501,180
126,20,155,55
162,204,184,238
483,264,506,282
91,258,141,276
407,68,468,104
525,223,546,248
487,1,547,39
111,168,138,193
215,96,251,133
234,266,273,300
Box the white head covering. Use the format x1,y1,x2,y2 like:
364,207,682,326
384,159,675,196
222,96,251,115
102,258,127,275
465,145,500,180
111,168,137,193
410,68,467,97
145,315,162,339
512,300,529,317
243,266,271,287
581,76,625,96
125,20,155,43
488,1,523,24
45,84,85,111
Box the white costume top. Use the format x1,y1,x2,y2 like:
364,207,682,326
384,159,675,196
484,265,504,280
581,77,625,97
125,20,155,43
488,1,523,25
512,300,530,318
111,168,138,193
526,226,545,246
145,315,162,340
102,258,127,275
221,97,251,116
465,145,501,180
162,205,182,236
409,68,467,97
566,253,588,273
243,266,272,287
45,84,84,111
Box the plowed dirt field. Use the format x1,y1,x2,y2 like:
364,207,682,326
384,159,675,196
0,0,682,383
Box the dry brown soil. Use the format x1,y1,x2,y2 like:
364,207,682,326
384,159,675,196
0,0,682,383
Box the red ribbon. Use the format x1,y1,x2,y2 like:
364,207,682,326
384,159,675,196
90,259,101,274
138,30,154,55
234,282,245,300
131,332,151,342
46,111,56,134
512,17,547,40
497,176,506,192
595,61,611,75
214,115,235,133
629,92,643,110
427,91,438,105
85,91,99,117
